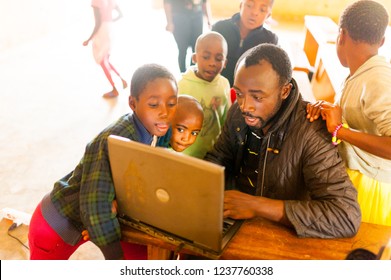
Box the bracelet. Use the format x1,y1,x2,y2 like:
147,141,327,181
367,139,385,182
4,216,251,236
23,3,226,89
332,123,348,146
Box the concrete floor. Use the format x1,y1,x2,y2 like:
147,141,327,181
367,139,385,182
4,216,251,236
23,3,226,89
0,3,306,260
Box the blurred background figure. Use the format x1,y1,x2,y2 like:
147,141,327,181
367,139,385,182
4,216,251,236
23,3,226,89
212,0,278,87
83,0,128,98
164,0,212,73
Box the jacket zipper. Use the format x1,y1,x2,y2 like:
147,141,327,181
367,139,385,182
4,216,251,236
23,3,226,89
258,134,271,197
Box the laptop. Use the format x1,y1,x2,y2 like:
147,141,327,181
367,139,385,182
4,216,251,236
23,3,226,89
107,135,243,259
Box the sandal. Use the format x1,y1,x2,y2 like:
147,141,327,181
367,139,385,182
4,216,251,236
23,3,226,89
102,89,119,98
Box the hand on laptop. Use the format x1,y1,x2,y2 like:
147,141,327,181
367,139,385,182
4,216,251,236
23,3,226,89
224,190,289,226
223,190,258,219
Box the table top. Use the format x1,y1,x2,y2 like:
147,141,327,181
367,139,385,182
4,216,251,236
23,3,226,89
121,217,391,260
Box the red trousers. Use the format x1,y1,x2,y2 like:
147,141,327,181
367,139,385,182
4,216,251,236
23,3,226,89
28,202,147,260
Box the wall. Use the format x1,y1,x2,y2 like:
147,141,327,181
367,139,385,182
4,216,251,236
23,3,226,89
0,0,89,51
209,0,391,24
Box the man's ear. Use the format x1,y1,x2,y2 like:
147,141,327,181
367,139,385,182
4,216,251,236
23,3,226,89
129,96,136,111
281,82,293,100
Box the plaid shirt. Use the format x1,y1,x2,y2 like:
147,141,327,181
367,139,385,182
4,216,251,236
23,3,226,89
48,113,170,258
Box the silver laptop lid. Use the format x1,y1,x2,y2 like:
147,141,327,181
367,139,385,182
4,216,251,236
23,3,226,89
108,135,225,251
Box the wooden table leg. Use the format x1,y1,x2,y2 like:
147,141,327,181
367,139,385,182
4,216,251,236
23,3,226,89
147,244,173,260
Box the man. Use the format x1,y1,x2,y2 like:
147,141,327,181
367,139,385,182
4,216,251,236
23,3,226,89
204,44,361,238
212,0,278,87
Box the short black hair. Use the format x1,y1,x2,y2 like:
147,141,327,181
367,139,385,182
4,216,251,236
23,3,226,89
339,0,389,45
240,43,292,87
130,64,177,99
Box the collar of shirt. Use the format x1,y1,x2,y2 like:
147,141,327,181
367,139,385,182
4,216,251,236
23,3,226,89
132,113,153,145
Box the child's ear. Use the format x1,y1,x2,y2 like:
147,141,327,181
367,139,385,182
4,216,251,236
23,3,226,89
129,96,136,111
191,53,197,64
223,58,228,69
337,28,346,45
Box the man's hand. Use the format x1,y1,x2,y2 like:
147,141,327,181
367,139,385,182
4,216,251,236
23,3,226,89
224,190,259,219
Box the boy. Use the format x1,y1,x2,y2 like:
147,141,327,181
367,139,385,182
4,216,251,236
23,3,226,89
178,31,230,159
212,0,278,87
28,64,178,260
306,0,391,226
80,95,204,243
170,95,204,152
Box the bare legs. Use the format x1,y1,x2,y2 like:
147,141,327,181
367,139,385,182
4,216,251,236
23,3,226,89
100,55,128,98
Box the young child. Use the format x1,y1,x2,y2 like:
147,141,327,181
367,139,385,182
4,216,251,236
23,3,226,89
28,63,178,260
306,0,391,226
212,0,278,88
170,95,204,152
83,0,127,98
178,31,230,159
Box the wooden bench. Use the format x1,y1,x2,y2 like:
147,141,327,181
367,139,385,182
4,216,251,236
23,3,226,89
293,70,315,103
303,15,338,67
310,43,349,103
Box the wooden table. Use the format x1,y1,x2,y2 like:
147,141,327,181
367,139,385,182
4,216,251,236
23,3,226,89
303,15,391,103
121,217,391,260
303,15,338,67
310,43,349,103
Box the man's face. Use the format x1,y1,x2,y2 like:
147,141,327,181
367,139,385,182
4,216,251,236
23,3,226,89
170,112,203,152
240,0,272,31
129,78,177,137
192,36,227,82
233,60,290,130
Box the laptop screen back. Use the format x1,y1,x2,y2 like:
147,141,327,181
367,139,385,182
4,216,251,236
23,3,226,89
107,135,226,251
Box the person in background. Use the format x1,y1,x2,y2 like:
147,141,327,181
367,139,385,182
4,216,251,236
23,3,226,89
164,0,212,73
212,0,278,90
28,64,178,260
83,0,127,98
170,95,204,152
306,0,391,226
205,43,361,238
178,31,231,159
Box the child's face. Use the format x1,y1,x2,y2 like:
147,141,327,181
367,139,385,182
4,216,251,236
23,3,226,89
170,113,203,152
240,0,272,31
192,37,227,82
129,78,177,137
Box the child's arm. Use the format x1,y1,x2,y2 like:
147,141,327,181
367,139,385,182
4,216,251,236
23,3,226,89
202,0,212,29
112,4,123,22
307,101,391,160
163,1,174,32
83,7,101,46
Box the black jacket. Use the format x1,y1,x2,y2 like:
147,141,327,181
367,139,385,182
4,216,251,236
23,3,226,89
205,79,361,238
212,13,278,86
